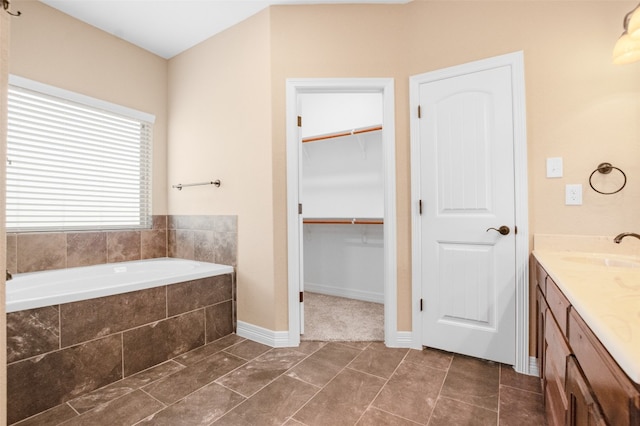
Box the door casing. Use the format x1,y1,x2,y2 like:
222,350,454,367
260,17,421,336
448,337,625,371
409,52,531,374
285,78,398,347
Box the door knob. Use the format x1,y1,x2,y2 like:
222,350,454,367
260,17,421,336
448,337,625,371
486,225,510,235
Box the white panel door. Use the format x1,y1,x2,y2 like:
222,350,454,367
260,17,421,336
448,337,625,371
419,64,516,364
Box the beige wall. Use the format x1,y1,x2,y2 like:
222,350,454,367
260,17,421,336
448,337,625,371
9,0,169,214
167,10,275,328
168,1,640,336
404,1,640,237
268,4,409,330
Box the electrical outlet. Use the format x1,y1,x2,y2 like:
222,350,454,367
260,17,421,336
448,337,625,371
546,157,563,178
566,184,582,205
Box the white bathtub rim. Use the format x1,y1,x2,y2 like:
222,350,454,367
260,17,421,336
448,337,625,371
6,257,234,313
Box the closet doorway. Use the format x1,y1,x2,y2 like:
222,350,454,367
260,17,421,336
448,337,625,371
285,79,397,347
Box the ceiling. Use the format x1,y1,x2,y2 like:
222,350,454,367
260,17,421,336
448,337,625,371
39,0,411,59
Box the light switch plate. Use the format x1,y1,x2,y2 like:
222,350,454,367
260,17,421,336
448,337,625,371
566,184,582,205
547,157,563,178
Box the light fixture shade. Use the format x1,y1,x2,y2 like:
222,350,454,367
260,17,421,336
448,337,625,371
628,7,640,39
613,32,640,64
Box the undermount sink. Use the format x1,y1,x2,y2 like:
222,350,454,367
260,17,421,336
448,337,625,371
563,255,640,269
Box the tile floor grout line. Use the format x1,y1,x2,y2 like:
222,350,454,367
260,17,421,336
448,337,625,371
498,382,544,396
205,387,254,426
426,352,453,426
59,359,192,425
283,375,327,425
436,392,501,414
66,402,81,417
211,342,328,426
286,343,363,425
429,355,505,419
138,386,168,407
352,346,415,425
369,407,426,425
127,345,254,423
215,343,326,399
140,368,249,425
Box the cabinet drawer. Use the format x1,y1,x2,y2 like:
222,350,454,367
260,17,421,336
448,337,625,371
537,263,547,296
568,308,640,426
545,310,571,425
546,276,570,336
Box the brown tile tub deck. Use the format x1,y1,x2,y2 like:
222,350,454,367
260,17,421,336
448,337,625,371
6,273,234,424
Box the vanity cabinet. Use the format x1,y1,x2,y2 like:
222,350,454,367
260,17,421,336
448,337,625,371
568,308,640,426
536,286,547,388
545,307,571,425
566,356,607,426
535,258,640,426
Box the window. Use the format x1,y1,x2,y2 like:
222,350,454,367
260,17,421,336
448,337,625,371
6,76,154,232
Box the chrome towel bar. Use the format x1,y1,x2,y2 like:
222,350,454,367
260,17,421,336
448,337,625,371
172,180,221,190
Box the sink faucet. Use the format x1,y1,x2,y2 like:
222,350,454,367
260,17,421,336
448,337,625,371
613,232,640,244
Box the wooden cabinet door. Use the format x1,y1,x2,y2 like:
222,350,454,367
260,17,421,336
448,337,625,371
537,285,548,389
545,310,571,426
568,308,640,425
546,276,570,336
566,356,607,426
536,262,547,296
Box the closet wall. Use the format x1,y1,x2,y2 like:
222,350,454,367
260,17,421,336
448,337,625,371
301,93,384,303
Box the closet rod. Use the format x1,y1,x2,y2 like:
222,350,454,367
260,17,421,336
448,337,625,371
301,125,382,143
303,219,383,225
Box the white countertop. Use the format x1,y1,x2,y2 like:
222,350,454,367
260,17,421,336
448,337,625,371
533,250,640,384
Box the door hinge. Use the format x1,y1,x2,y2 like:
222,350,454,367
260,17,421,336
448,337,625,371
297,116,302,127
300,291,304,303
418,105,422,119
420,298,423,311
298,203,303,215
419,199,423,215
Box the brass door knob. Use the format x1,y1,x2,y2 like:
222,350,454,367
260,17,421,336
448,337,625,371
486,225,510,235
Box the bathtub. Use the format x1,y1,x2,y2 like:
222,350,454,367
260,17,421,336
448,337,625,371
6,257,234,313
6,257,236,424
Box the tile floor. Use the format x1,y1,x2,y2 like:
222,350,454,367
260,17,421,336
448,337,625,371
14,334,546,426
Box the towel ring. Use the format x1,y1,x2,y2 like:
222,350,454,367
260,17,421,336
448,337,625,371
589,162,626,195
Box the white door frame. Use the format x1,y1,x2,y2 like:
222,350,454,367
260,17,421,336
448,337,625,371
409,52,531,374
285,78,398,347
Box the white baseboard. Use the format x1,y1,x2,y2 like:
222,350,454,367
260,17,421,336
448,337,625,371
305,282,384,304
236,321,291,348
386,331,419,349
528,356,540,377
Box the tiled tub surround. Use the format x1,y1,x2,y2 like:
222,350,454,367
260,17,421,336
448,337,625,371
6,214,238,274
6,273,235,424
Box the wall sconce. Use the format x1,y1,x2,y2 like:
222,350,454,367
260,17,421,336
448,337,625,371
613,3,640,64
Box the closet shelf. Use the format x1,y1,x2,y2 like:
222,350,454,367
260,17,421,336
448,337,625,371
302,124,382,143
303,218,383,225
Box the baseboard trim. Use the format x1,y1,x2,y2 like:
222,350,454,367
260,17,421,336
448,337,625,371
528,356,540,377
387,331,419,349
305,283,384,304
236,321,290,348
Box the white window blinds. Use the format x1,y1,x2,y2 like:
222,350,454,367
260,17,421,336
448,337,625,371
7,78,153,232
